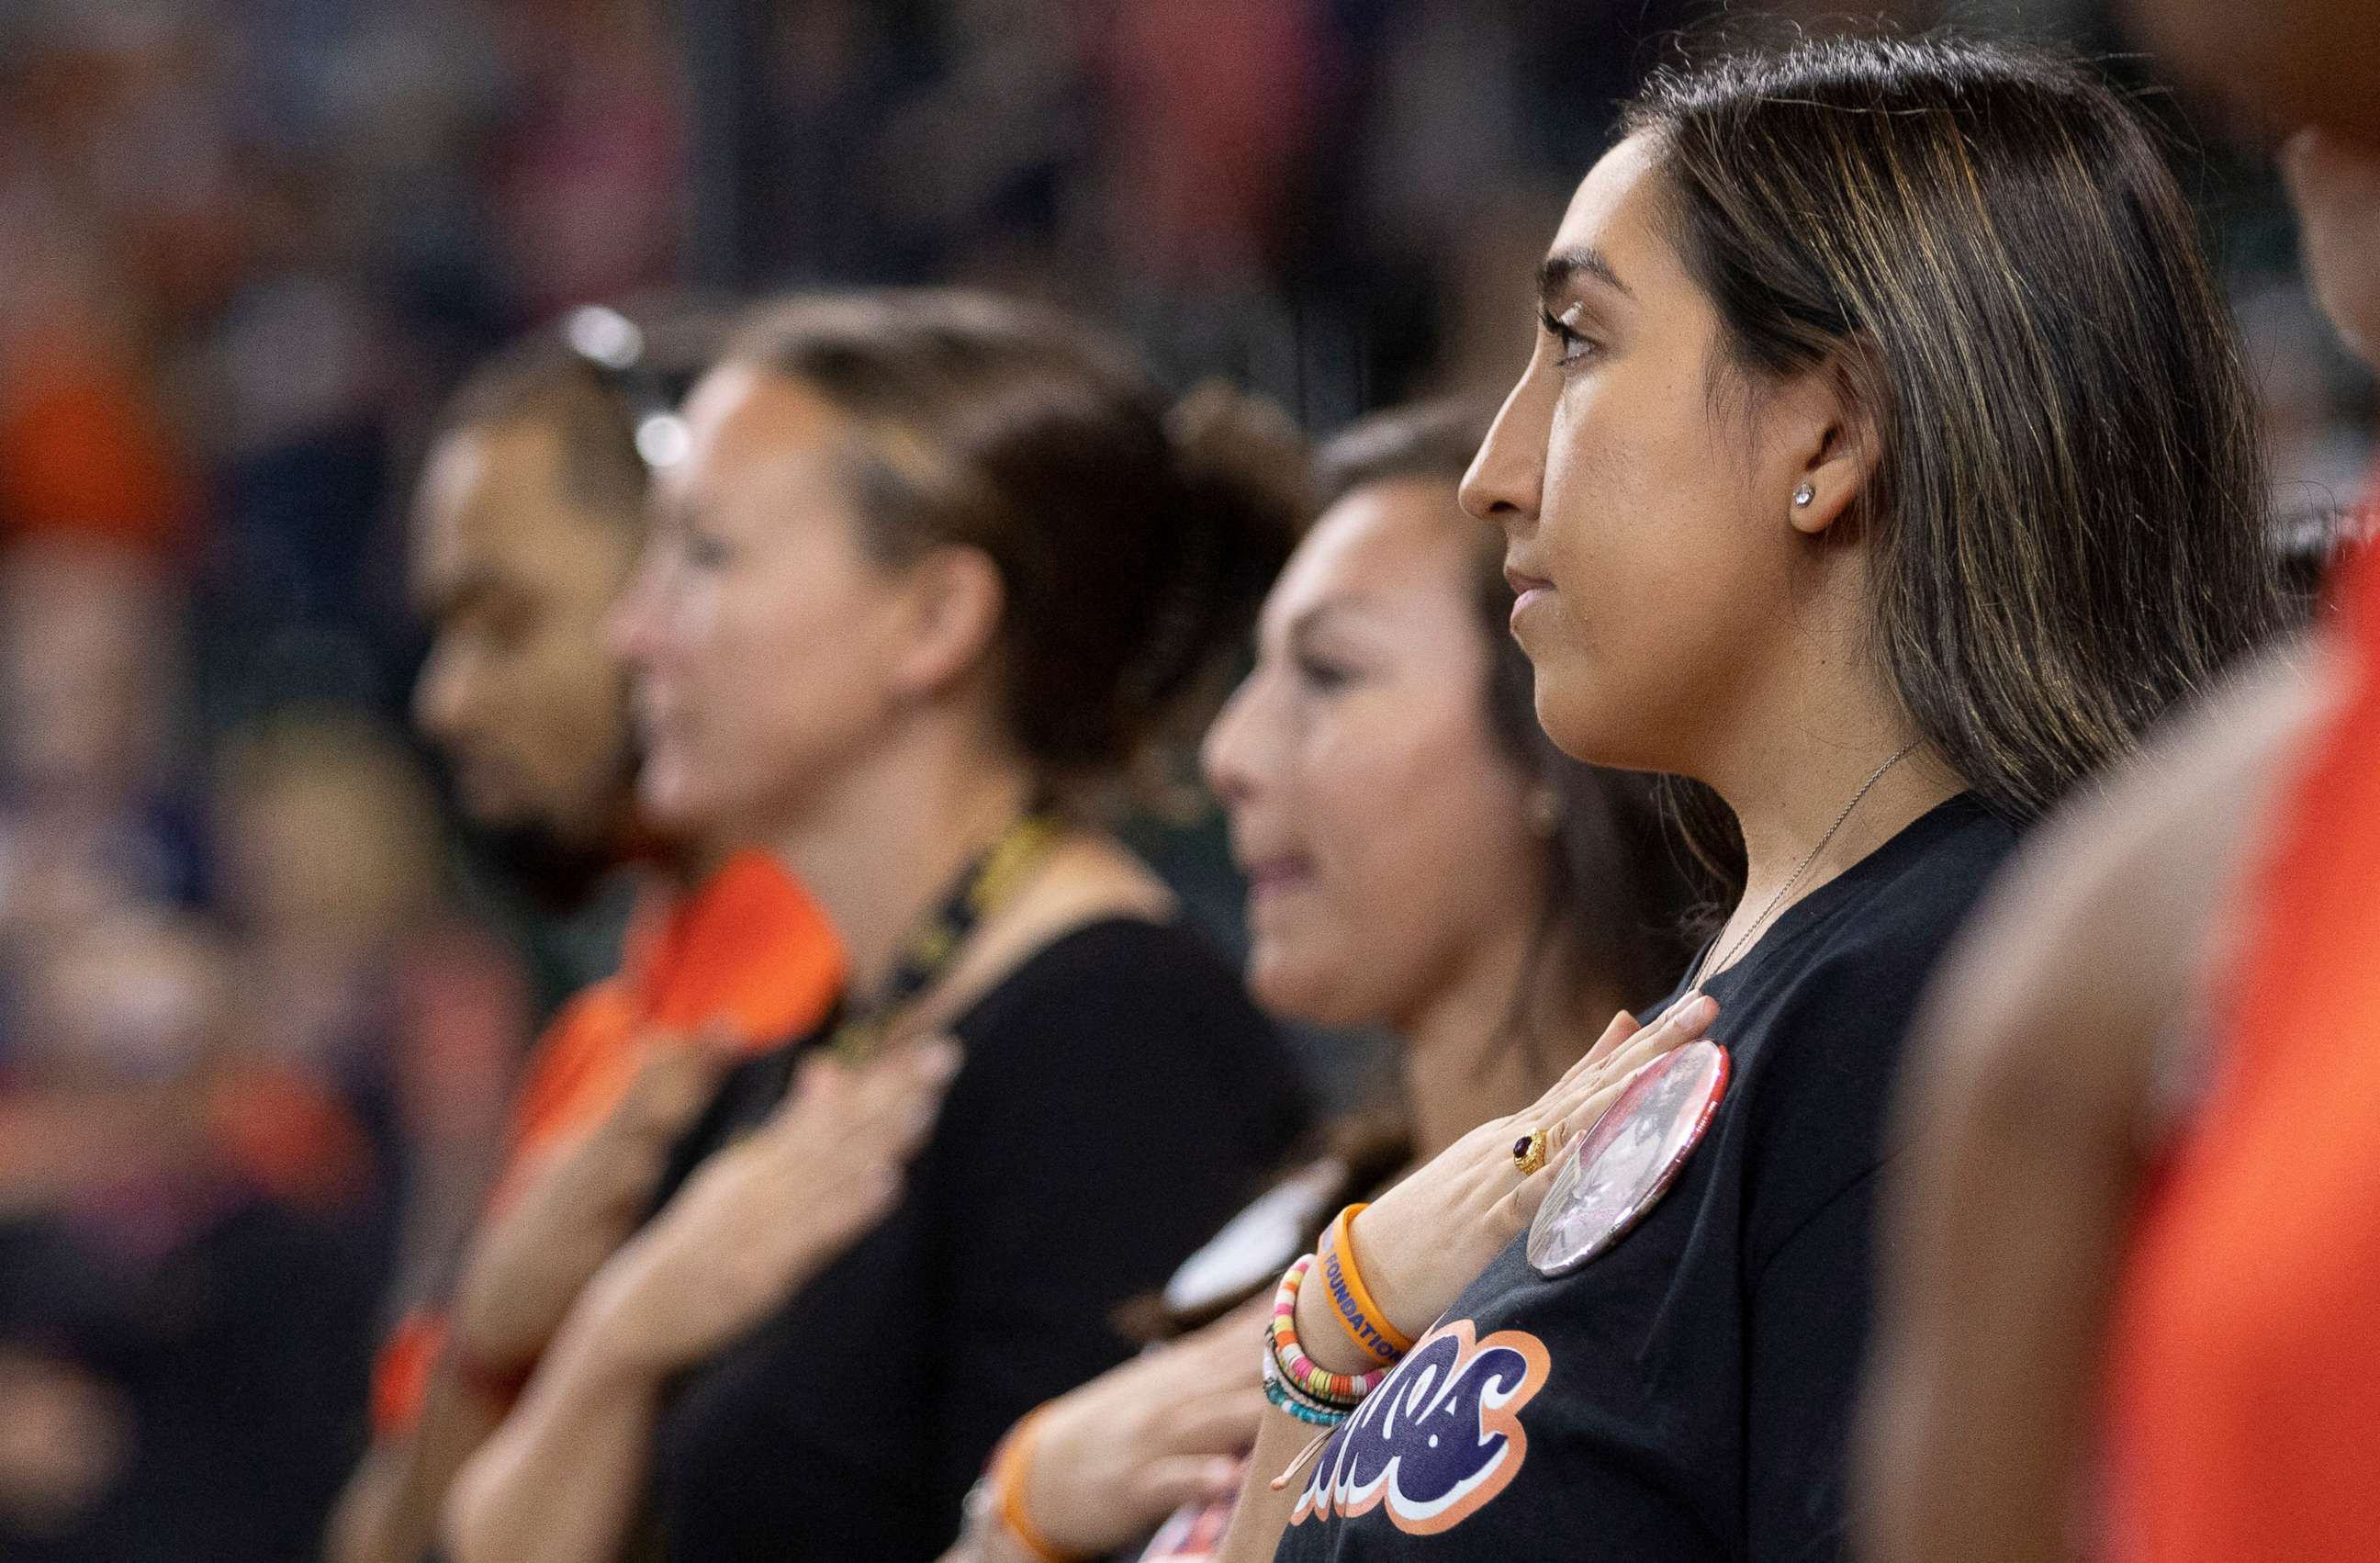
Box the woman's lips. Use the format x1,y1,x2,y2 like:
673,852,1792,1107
1241,855,1315,902
1505,565,1555,624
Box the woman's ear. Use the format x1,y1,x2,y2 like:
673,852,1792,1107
1784,351,1884,539
884,544,1006,703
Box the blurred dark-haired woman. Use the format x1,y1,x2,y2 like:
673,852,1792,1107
447,290,1312,1563
943,402,1700,1563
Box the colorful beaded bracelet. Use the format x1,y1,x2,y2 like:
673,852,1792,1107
1316,1203,1414,1367
1263,1321,1355,1414
1270,1254,1393,1407
1262,1344,1350,1427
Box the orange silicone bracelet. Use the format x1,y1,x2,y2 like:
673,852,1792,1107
994,1405,1073,1563
1318,1203,1415,1366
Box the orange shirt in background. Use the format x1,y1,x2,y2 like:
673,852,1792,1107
0,326,196,558
370,849,841,1435
2106,525,2380,1561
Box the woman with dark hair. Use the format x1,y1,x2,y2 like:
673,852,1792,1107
1212,33,2284,1563
444,289,1311,1563
941,402,1698,1563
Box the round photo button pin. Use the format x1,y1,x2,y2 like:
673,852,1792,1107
1527,1040,1730,1277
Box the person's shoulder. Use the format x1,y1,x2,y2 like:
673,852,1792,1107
1783,796,2021,997
1838,793,2019,923
1723,800,2022,1230
955,914,1293,1085
502,974,639,1157
932,915,1308,1166
960,915,1259,1034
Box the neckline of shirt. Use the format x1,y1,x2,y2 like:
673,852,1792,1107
1695,792,1989,1004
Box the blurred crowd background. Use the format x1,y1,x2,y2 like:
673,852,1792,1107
0,1,2367,1558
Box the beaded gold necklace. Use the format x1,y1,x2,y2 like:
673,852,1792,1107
824,811,1063,1063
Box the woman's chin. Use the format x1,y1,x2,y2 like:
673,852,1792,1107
1532,676,1669,772
1249,950,1389,1033
1249,950,1331,1025
1532,683,1610,765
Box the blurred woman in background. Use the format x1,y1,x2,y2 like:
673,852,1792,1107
447,289,1311,1563
942,402,1699,1563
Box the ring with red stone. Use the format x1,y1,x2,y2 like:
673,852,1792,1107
1512,1128,1549,1177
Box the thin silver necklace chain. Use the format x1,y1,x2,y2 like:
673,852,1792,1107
1685,739,1923,995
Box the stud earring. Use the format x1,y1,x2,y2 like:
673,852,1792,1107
1528,787,1562,838
1792,483,1816,508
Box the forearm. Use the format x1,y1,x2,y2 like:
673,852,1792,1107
1862,1091,2144,1563
1214,1406,1317,1563
966,1526,1043,1563
1209,1186,1457,1562
443,1296,665,1563
325,1358,504,1563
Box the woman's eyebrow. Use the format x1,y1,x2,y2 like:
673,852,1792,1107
1538,246,1633,308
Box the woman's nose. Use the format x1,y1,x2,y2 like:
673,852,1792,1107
1201,670,1269,807
605,551,667,666
1460,372,1549,534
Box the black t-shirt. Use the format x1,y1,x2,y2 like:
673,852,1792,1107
1273,795,2016,1563
649,916,1310,1563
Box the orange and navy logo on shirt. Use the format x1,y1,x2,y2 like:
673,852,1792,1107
1288,1318,1551,1536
